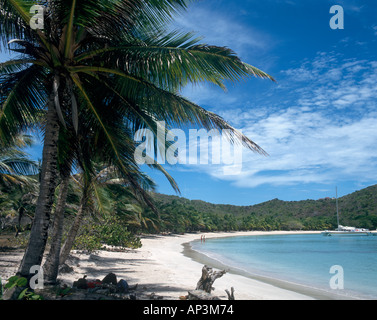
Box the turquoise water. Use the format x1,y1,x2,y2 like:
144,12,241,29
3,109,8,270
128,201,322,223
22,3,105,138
191,234,377,299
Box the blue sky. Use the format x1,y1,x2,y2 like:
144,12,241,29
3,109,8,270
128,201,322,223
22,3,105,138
147,0,377,205
2,0,377,205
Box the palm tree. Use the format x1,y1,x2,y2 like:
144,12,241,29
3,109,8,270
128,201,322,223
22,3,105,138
42,68,174,284
41,174,70,283
0,180,39,232
0,134,39,233
1,0,274,277
0,135,39,185
58,162,156,269
43,119,159,283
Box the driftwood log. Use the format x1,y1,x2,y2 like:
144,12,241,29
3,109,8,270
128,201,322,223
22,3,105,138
187,265,235,300
196,265,227,294
225,287,235,300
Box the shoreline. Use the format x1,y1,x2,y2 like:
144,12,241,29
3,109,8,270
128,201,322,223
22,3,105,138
0,230,359,300
181,231,355,300
132,230,327,300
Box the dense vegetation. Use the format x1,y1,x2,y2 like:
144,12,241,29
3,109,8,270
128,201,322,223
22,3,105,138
2,183,377,250
0,176,144,251
146,185,377,232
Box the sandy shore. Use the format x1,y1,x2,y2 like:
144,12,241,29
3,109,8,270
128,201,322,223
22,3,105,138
1,230,345,300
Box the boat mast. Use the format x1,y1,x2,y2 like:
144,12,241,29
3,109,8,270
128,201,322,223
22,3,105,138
336,187,340,230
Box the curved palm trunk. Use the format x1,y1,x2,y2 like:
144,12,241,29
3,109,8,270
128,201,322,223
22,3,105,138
59,191,88,266
18,96,60,277
43,175,70,284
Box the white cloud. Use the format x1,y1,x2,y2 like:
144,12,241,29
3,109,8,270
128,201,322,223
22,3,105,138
171,4,273,59
177,52,377,188
232,113,377,187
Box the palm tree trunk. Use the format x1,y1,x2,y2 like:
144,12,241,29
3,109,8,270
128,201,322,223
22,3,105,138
43,175,70,284
59,191,87,266
18,96,60,277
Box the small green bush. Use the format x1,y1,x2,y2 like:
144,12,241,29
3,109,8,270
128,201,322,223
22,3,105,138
74,215,141,252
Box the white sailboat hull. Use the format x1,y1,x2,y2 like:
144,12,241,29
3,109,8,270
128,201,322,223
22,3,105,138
322,188,372,237
322,230,372,236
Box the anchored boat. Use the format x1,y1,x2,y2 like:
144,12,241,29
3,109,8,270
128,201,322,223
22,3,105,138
322,225,372,236
322,187,372,236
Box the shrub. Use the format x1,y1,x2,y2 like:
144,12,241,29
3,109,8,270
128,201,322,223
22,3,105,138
74,215,141,252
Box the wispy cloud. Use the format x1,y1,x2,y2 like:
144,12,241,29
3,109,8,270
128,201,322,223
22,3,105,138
234,111,377,188
283,53,377,115
171,4,274,59
178,52,377,188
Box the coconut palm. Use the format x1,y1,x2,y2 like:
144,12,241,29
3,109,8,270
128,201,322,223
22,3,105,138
107,184,161,233
43,116,160,283
0,180,38,232
58,162,156,268
42,68,176,284
0,134,39,234
1,0,274,277
0,134,39,185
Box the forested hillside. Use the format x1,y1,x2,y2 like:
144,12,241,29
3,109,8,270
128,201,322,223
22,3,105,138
150,184,377,232
2,181,377,239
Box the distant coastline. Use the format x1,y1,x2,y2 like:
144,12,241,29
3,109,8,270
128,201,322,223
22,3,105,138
152,184,377,233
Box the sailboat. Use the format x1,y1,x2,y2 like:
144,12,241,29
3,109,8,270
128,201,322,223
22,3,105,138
322,187,372,236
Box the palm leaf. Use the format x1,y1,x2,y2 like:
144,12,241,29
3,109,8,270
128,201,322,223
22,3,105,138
0,0,31,43
74,29,275,91
0,156,39,175
72,65,267,154
5,0,32,23
0,64,46,145
0,58,34,74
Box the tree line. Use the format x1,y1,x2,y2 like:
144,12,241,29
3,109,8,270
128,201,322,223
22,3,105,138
144,188,377,233
2,169,377,256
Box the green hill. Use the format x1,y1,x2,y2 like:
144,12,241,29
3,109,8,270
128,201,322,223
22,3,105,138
2,178,376,234
151,184,377,232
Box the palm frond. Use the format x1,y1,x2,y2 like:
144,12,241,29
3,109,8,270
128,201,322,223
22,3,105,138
74,29,274,92
72,65,267,154
0,64,47,145
0,134,39,187
0,0,33,50
0,156,39,175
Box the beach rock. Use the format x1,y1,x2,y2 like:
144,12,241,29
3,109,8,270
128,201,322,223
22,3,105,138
73,275,88,289
55,273,139,300
102,272,117,285
116,279,129,293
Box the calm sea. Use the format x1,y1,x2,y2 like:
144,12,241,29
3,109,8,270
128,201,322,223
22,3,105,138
190,233,377,299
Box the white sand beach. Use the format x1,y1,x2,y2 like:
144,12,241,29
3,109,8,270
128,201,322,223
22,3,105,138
1,230,339,300
123,230,320,300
